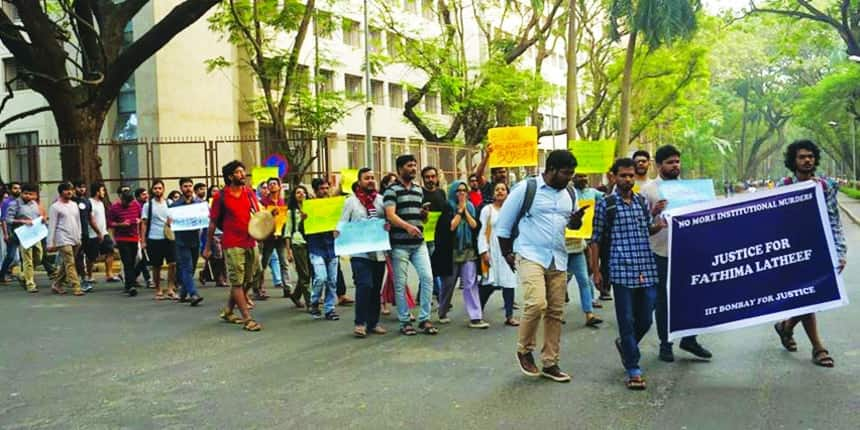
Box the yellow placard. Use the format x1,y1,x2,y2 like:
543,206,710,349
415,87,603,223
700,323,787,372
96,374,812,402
423,211,441,242
341,169,359,194
266,205,288,236
488,126,539,168
565,199,595,239
251,167,280,188
302,196,347,234
568,140,616,174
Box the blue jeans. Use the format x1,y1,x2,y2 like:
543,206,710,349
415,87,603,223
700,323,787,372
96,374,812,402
613,284,656,377
309,253,338,313
654,255,695,347
0,241,19,278
268,251,282,286
176,244,199,298
391,244,433,326
566,252,593,314
351,258,385,328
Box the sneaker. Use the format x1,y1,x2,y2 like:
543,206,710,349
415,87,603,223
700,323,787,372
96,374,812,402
659,343,675,362
516,352,540,377
679,339,713,359
324,311,340,321
469,319,490,329
541,365,572,383
309,307,323,319
81,281,93,293
438,316,452,324
127,287,138,297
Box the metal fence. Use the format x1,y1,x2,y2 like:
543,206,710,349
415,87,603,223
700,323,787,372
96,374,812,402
0,136,484,196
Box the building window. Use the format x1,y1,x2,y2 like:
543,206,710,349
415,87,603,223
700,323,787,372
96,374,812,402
347,134,365,168
318,69,335,93
345,74,362,98
6,131,38,183
2,1,19,21
405,0,418,14
342,18,361,48
316,11,335,39
3,58,27,91
370,27,383,53
425,92,438,114
422,0,434,20
371,79,385,106
387,32,402,57
388,83,403,108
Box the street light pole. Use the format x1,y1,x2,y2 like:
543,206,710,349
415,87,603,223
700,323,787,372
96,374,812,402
363,0,374,172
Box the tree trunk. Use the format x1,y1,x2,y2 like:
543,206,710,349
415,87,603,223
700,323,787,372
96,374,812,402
566,0,578,142
737,89,749,179
53,104,108,183
617,30,637,157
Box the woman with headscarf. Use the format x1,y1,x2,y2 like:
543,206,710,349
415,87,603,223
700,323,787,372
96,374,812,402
433,180,486,328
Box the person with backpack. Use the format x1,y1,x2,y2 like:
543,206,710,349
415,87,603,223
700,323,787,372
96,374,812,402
589,158,661,391
495,150,585,383
204,161,263,332
641,145,712,363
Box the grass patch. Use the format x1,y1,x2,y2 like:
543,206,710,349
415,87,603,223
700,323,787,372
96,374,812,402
841,187,860,199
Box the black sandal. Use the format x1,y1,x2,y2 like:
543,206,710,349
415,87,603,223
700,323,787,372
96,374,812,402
418,321,439,335
812,349,834,368
400,324,417,336
774,321,797,352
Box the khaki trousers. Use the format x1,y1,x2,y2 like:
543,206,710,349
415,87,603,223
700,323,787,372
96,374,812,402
53,245,81,293
516,256,567,367
21,242,42,291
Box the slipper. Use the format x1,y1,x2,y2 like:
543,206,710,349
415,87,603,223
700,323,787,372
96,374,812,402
505,318,520,327
418,321,438,335
353,326,367,338
592,301,603,309
153,294,166,301
399,324,417,336
585,316,604,328
220,309,243,324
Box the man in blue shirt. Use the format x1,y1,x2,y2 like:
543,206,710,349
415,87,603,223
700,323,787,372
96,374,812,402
0,182,22,283
589,158,661,390
496,150,585,383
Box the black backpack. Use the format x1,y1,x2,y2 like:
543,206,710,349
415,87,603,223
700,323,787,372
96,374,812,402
511,177,577,240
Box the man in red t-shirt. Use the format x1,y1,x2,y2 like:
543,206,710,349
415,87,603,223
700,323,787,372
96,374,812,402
204,160,263,332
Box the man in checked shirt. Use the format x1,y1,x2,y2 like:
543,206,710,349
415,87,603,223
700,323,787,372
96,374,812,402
589,158,663,390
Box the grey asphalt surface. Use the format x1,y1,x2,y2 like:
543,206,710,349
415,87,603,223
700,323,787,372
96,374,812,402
1,219,859,429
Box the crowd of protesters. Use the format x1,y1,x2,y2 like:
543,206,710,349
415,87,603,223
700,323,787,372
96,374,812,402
0,138,846,390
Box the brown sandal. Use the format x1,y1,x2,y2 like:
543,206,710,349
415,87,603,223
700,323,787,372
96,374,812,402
626,375,647,390
243,319,262,332
812,349,834,368
220,309,243,324
353,326,367,338
774,321,797,352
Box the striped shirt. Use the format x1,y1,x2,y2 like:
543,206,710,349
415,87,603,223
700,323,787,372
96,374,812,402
383,180,424,246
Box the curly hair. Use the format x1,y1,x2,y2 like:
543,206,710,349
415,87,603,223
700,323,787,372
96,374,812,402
784,140,820,172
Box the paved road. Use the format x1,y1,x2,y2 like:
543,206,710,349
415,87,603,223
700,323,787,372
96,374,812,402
1,221,859,429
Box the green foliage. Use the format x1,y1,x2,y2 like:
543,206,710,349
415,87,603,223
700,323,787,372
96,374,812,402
609,0,700,48
840,186,860,199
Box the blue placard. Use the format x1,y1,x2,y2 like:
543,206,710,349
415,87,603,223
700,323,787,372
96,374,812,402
659,179,716,212
263,153,290,178
334,218,391,256
667,182,848,340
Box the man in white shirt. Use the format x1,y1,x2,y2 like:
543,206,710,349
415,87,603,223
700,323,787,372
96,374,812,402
48,182,83,296
141,180,177,300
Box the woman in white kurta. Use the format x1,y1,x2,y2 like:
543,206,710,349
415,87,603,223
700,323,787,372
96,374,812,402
477,182,519,326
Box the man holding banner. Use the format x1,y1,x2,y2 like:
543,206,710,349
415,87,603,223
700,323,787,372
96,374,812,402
336,168,388,338
773,140,846,368
640,145,713,363
170,178,205,306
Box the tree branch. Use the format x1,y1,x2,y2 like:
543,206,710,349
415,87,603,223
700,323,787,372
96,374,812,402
277,0,315,115
0,106,51,130
95,0,220,109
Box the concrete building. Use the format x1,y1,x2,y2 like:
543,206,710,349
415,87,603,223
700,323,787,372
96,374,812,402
0,0,570,191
